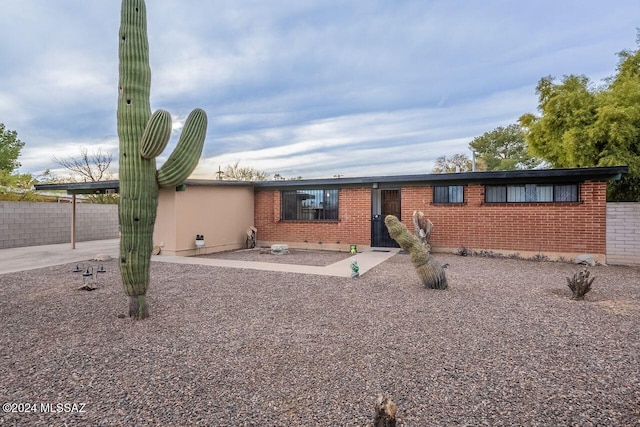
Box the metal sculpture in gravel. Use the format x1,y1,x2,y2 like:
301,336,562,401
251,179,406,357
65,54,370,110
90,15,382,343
117,0,207,319
385,215,448,289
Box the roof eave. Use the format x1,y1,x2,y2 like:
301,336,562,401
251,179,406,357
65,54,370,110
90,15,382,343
253,166,629,188
32,166,629,193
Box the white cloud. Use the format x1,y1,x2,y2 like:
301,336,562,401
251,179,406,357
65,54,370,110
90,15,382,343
192,84,538,179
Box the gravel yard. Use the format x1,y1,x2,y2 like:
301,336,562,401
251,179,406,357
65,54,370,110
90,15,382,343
0,252,639,426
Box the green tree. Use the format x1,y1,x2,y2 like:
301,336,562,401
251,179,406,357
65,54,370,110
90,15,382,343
519,39,640,200
0,125,40,201
0,171,42,202
519,75,600,167
0,123,25,173
469,124,543,170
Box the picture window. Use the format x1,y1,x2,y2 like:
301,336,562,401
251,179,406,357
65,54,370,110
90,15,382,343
281,189,339,220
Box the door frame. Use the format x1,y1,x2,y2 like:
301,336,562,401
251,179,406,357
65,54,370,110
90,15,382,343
371,187,401,247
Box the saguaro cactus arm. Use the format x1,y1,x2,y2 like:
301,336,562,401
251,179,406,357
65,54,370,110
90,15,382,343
157,108,208,188
140,109,172,159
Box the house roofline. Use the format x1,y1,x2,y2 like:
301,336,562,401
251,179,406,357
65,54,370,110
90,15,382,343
34,178,253,194
34,166,628,193
253,166,628,188
34,180,121,194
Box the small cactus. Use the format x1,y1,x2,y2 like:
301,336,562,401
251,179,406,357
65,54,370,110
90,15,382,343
117,0,207,319
372,395,397,427
385,215,447,289
566,267,595,300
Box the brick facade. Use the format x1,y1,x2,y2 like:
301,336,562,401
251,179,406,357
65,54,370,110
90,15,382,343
255,181,609,260
27,167,632,263
255,188,371,250
401,181,607,256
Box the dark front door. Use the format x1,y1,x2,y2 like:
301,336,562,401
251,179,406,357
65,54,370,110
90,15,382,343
371,189,401,247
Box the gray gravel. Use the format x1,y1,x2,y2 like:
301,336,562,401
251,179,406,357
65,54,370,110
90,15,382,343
0,252,639,426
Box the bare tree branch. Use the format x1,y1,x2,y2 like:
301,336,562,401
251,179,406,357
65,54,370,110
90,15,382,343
221,161,268,181
52,146,113,182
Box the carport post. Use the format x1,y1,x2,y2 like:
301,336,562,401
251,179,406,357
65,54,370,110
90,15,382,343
71,193,76,249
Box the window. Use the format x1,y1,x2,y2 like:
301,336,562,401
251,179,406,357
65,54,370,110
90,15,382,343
485,185,506,203
381,189,401,217
281,189,339,220
485,184,579,203
433,185,464,204
554,184,579,202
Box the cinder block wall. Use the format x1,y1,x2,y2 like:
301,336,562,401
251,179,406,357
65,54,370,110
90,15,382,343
606,202,640,265
0,201,119,249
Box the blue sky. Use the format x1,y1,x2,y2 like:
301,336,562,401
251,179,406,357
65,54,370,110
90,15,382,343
1,1,638,180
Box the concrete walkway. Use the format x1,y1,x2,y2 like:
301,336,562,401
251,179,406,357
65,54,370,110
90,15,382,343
0,239,120,275
0,239,399,277
154,248,400,278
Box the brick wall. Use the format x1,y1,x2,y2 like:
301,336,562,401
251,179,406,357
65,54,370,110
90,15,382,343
606,202,640,265
255,181,609,259
255,188,370,249
0,201,119,249
401,181,607,257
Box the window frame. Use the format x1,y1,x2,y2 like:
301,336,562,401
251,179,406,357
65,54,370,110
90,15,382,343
484,183,580,203
433,185,465,204
280,188,339,221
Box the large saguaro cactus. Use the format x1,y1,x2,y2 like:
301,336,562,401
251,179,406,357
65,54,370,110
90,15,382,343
118,0,207,319
385,215,447,290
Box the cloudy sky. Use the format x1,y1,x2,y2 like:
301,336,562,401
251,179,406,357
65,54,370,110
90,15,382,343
1,1,638,180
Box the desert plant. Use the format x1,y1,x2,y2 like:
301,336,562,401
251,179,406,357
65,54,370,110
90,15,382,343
456,246,470,257
372,395,397,427
412,210,433,251
529,253,550,262
566,267,595,300
475,249,502,258
117,0,207,319
385,215,447,289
